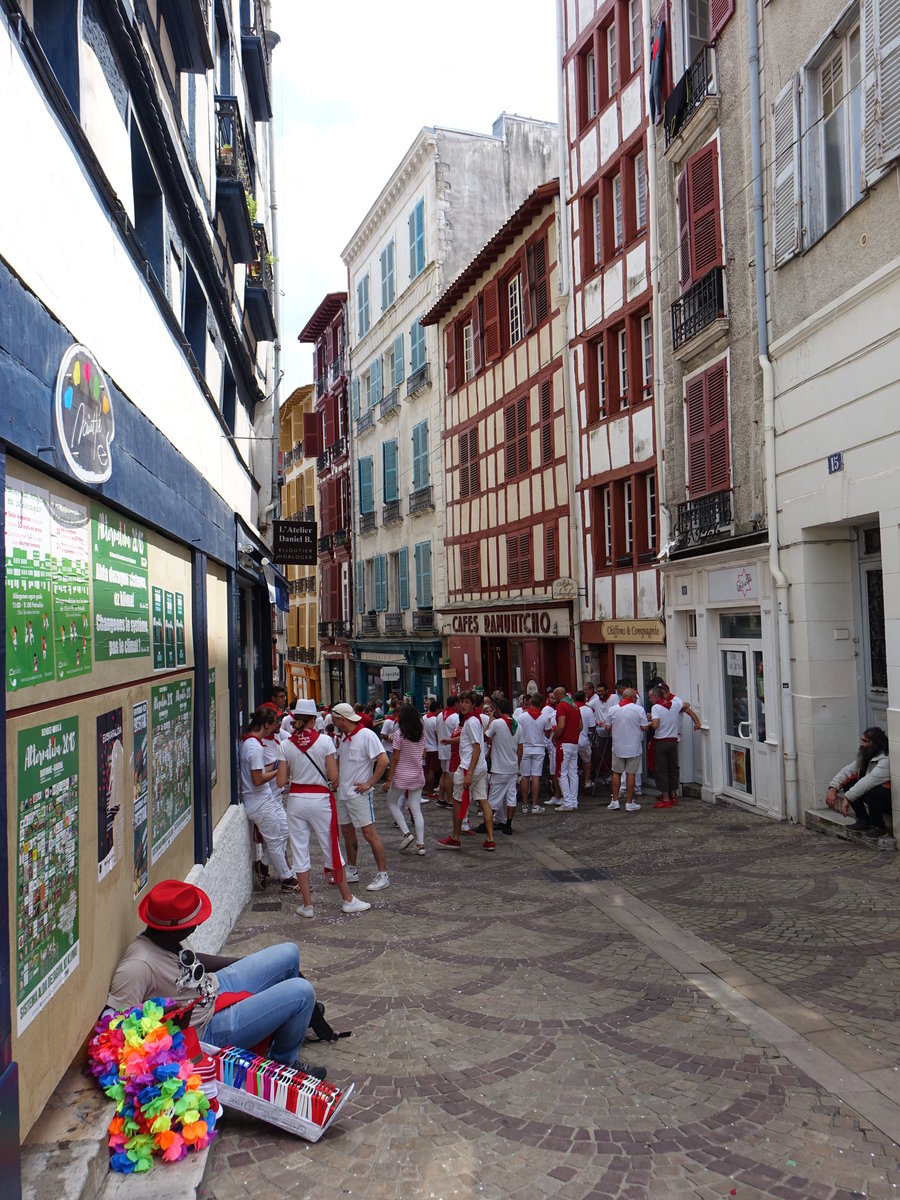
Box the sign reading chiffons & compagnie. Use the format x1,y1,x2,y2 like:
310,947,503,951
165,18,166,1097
449,606,571,638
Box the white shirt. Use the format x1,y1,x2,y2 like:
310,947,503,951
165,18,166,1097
486,717,522,774
240,736,271,807
517,708,548,751
277,732,337,787
606,702,649,758
423,713,438,752
579,705,595,737
652,696,685,740
458,713,487,775
587,693,603,723
437,710,459,753
276,716,294,743
336,726,385,801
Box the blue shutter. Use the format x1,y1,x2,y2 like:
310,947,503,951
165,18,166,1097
352,377,360,419
412,421,429,490
374,554,387,611
356,561,365,613
398,547,410,610
413,199,425,275
359,457,374,513
410,319,425,372
415,541,432,608
408,207,416,279
393,334,405,386
383,439,399,502
371,355,382,405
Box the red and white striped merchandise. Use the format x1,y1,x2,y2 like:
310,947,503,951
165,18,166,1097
194,1051,221,1114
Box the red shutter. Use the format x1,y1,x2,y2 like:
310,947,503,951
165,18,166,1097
507,533,519,585
445,325,457,393
520,250,533,335
531,236,549,323
482,281,501,361
706,360,730,490
460,429,470,498
685,375,708,495
687,142,722,281
540,379,553,464
519,532,532,583
517,394,529,476
303,411,322,456
472,298,484,374
468,428,479,492
324,396,338,448
504,402,516,479
677,167,691,287
544,522,557,580
710,0,734,39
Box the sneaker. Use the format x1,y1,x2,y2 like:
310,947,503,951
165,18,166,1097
416,845,426,855
482,839,496,852
473,822,487,834
653,799,673,809
557,803,578,811
280,879,302,893
366,871,390,891
344,866,359,883
420,796,431,804
531,804,545,813
253,862,269,891
342,896,372,914
848,819,871,830
399,832,415,851
297,904,315,919
625,801,641,812
437,836,461,849
545,797,562,806
863,826,887,839
292,1059,327,1081
461,827,477,836
501,820,513,835
608,799,621,810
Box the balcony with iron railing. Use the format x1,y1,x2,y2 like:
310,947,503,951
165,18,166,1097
159,0,212,73
333,528,350,549
408,485,433,515
359,511,376,534
382,499,402,525
331,620,351,640
380,388,400,420
384,612,405,634
304,505,315,522
671,267,727,356
316,452,329,475
318,534,333,554
664,46,718,160
245,222,276,341
357,409,375,436
282,448,293,471
240,0,273,122
317,620,331,640
674,489,733,548
215,96,256,262
329,354,345,386
412,610,435,633
407,362,431,397
362,613,379,635
331,436,348,462
315,372,328,398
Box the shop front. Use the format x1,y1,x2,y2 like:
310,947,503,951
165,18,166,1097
442,604,575,698
351,640,442,709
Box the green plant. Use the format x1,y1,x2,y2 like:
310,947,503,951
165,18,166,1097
265,251,278,267
245,192,257,222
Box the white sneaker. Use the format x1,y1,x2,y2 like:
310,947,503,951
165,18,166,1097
342,896,371,914
399,832,415,851
366,871,390,892
625,801,641,812
545,797,561,806
531,804,545,813
297,905,315,919
344,866,359,883
608,799,621,810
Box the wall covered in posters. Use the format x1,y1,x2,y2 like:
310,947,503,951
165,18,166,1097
96,708,125,882
150,677,193,863
91,502,150,662
132,701,149,898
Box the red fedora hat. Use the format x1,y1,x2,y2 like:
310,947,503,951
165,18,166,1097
138,879,212,931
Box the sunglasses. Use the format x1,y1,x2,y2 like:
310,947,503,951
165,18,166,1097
178,948,206,985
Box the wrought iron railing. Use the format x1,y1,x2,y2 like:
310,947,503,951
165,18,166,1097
316,452,328,474
331,620,351,639
294,441,303,459
362,613,379,634
674,489,733,547
316,372,327,397
304,505,315,522
329,354,345,385
333,528,350,548
357,409,375,436
331,436,348,461
246,222,274,303
412,610,435,632
672,266,726,350
664,46,715,147
282,448,293,470
380,388,400,419
318,534,333,553
317,621,331,639
384,612,404,634
408,486,433,515
215,95,253,193
407,363,430,396
359,512,376,534
382,499,401,524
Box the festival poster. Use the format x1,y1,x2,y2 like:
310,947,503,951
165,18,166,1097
91,503,150,661
97,708,125,881
175,592,186,665
16,716,79,1034
209,667,218,788
150,678,193,863
5,479,55,691
164,590,176,669
151,586,165,669
50,495,92,682
132,701,149,898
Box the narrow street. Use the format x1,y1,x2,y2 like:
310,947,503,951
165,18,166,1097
199,798,900,1200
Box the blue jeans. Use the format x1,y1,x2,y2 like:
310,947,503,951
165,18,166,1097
203,943,316,1064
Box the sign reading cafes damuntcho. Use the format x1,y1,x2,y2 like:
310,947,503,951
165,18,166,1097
448,606,572,638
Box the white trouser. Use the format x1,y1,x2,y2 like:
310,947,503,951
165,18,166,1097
244,794,292,881
285,790,344,875
387,785,425,844
557,743,579,807
488,772,518,817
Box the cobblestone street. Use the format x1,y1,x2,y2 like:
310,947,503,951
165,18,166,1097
199,797,900,1200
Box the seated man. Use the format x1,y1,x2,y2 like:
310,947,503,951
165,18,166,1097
825,727,891,838
105,879,325,1076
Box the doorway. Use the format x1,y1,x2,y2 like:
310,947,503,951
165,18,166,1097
718,611,768,806
856,526,887,731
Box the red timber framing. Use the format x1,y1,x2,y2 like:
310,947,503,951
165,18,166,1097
298,293,352,646
563,0,659,667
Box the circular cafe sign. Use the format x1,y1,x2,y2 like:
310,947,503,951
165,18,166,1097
54,344,115,483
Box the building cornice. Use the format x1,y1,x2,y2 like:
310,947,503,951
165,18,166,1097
341,132,436,266
769,258,900,359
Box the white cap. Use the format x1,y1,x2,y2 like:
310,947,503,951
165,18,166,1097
332,702,361,723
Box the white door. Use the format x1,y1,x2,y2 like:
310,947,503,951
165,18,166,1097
720,640,768,805
857,526,887,731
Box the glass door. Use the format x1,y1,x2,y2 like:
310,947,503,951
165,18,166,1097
721,641,768,804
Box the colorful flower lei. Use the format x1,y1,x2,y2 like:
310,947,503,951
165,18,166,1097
88,998,216,1172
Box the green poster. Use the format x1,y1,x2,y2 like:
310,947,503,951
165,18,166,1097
150,677,193,862
152,586,165,669
91,503,150,662
50,496,92,682
5,480,55,691
209,667,217,788
16,716,79,1034
175,593,186,665
164,590,175,668
132,701,149,898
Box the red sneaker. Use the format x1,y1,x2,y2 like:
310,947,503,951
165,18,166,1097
482,840,496,852
437,836,461,849
653,799,673,809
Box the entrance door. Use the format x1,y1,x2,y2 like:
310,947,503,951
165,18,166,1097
857,526,887,730
719,616,768,805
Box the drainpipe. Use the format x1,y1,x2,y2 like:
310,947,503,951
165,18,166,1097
748,0,798,822
556,0,585,685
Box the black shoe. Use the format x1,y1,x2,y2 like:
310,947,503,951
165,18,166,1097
863,826,887,839
253,862,270,890
473,822,487,834
292,1058,327,1080
847,820,872,830
501,820,513,835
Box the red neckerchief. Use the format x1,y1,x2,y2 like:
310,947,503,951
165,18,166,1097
618,697,635,707
442,707,455,719
575,700,585,709
526,706,543,720
499,714,515,735
241,733,264,743
656,696,673,709
290,728,321,751
344,721,369,740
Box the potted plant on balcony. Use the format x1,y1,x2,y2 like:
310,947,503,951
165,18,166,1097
218,143,233,167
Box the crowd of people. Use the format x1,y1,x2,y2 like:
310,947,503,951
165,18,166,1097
240,676,703,910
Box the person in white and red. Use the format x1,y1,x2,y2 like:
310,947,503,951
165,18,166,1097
517,693,550,814
240,708,298,892
648,684,702,808
277,699,371,918
438,691,494,851
605,688,649,813
551,686,582,811
331,702,391,891
486,697,523,835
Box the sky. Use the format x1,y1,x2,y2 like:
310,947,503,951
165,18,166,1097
269,0,560,391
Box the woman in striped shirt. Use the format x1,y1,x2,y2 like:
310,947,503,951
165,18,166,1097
382,704,427,855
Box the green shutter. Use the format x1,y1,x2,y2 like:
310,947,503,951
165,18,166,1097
383,439,399,502
359,457,374,513
412,420,429,491
393,334,405,386
374,554,387,611
356,561,365,613
415,541,432,608
352,376,360,419
399,547,410,610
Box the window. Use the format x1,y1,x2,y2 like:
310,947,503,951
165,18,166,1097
415,541,433,608
131,126,164,286
612,173,624,250
508,273,523,345
646,472,657,550
462,321,475,381
820,23,863,234
623,480,634,554
677,141,723,289
460,544,481,590
412,420,429,491
597,340,607,417
641,313,653,399
409,198,425,279
618,327,629,403
585,337,607,425
380,240,395,311
539,380,554,465
607,21,618,95
634,149,647,230
544,521,558,581
374,554,387,611
592,193,603,265
685,358,730,496
222,363,236,433
383,439,399,503
507,531,532,586
459,427,479,498
391,334,405,388
33,0,81,115
629,0,642,72
357,274,370,337
366,356,382,407
594,485,612,565
504,396,529,480
586,49,597,119
183,261,207,373
410,318,426,372
215,0,231,92
358,456,374,513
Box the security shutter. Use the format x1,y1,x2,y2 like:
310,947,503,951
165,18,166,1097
772,76,801,267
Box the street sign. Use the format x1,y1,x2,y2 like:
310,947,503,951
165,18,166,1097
379,666,400,681
273,519,317,565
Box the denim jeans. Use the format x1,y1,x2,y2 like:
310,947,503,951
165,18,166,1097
203,942,316,1064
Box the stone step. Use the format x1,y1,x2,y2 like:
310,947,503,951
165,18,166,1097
805,805,896,850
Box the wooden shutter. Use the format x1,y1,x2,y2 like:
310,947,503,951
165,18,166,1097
465,427,479,494
530,236,549,324
504,402,517,479
398,547,410,610
772,76,801,267
415,542,432,607
863,0,900,184
374,555,386,611
412,420,428,491
540,380,553,465
710,0,734,39
356,560,365,613
393,334,405,386
359,457,374,513
408,208,416,279
351,377,360,419
445,325,457,393
686,375,708,495
677,168,691,287
383,440,398,502
303,411,322,456
520,250,534,335
544,522,557,580
324,396,338,448
507,533,519,585
460,429,471,498
472,298,484,374
517,395,529,476
461,545,470,591
687,142,722,282
706,359,730,490
482,281,501,361
520,532,532,583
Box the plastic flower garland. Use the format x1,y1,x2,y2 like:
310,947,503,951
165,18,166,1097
88,998,216,1172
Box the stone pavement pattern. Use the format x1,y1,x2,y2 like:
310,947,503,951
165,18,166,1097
199,797,900,1200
